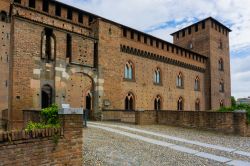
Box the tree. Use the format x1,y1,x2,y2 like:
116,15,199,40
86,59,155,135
231,96,236,107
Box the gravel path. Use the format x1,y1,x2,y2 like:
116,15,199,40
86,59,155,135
83,121,250,166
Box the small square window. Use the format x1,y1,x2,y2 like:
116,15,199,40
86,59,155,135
195,24,198,32
42,0,49,12
137,34,141,41
144,37,147,44
131,31,134,39
188,27,191,34
29,0,36,8
55,5,61,16
182,30,185,37
67,9,72,20
123,29,127,37
202,21,205,29
150,39,153,46
78,13,83,23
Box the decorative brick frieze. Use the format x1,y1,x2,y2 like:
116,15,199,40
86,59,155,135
120,45,206,73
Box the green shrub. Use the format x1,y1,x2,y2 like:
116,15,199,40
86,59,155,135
218,103,250,123
25,104,60,131
25,121,60,132
41,104,59,125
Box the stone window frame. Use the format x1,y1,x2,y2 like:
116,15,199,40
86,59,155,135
124,61,135,81
154,95,162,111
218,58,224,71
125,92,135,111
177,97,184,111
219,80,225,93
153,67,162,85
41,28,56,62
176,72,184,89
194,76,200,91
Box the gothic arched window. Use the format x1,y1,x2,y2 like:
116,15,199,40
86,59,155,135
0,11,7,22
176,72,184,88
219,81,224,92
154,95,162,110
124,61,134,80
154,68,161,84
219,58,224,71
194,76,200,91
177,97,184,111
125,92,134,111
41,28,56,62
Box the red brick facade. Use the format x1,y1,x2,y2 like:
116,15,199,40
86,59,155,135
0,0,231,129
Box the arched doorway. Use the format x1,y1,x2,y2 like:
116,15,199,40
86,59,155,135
65,72,94,116
86,93,92,110
42,85,53,108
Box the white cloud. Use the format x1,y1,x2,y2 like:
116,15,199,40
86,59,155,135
59,0,250,98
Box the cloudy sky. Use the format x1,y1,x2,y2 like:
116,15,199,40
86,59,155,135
60,0,250,99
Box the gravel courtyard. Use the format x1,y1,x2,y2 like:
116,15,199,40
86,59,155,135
83,122,250,166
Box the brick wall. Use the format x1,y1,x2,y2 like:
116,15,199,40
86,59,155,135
135,111,157,125
102,110,135,123
0,114,83,165
98,20,206,112
135,110,250,136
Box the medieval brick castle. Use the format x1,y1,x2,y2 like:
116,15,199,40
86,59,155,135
0,0,231,129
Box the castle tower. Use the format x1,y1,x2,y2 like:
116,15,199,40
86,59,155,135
0,0,11,129
171,17,231,110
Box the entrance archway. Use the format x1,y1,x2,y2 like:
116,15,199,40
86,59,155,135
65,72,94,115
86,93,92,110
42,85,53,108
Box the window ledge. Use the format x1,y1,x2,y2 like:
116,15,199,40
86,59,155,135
154,83,163,86
123,78,136,82
177,86,184,89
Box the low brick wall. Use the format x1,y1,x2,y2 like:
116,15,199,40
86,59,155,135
135,111,157,125
136,110,250,136
0,109,8,131
247,125,250,137
0,114,83,165
102,110,135,123
102,110,122,121
121,112,135,123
